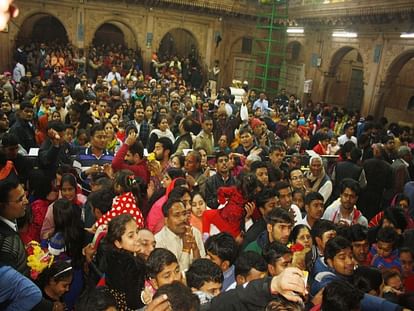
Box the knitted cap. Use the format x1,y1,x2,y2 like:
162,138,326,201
48,232,65,256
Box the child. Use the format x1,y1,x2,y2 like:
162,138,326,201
41,173,86,241
91,170,145,232
190,192,208,232
202,173,258,242
367,227,402,271
36,261,73,311
101,214,146,310
327,136,340,155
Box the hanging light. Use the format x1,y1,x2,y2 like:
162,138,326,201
287,27,304,34
332,31,358,38
400,33,414,38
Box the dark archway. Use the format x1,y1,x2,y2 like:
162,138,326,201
158,28,199,63
324,47,364,112
93,23,125,46
17,14,68,45
378,50,414,119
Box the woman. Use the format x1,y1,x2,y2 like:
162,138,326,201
288,224,316,271
104,120,122,153
304,155,332,204
147,115,175,153
144,105,156,129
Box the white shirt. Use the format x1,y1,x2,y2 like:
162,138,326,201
155,226,206,271
338,134,357,147
13,63,25,83
0,216,17,232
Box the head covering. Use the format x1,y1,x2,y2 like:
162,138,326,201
48,232,65,256
250,118,263,130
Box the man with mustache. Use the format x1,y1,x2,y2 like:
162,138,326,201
155,198,205,271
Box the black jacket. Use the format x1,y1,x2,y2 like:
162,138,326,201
9,118,37,152
205,173,236,209
104,249,146,310
0,219,29,277
209,277,276,311
38,138,77,177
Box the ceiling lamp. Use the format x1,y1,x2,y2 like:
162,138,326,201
287,27,304,34
332,31,358,38
400,33,414,38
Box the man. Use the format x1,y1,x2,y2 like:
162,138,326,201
38,120,76,179
1,133,32,184
302,192,324,228
184,151,207,194
121,79,136,102
390,145,412,197
382,134,397,164
155,198,205,271
154,137,173,172
242,187,279,249
9,101,36,153
105,66,121,86
288,168,306,192
186,258,223,304
323,178,368,226
112,131,150,185
263,241,292,277
51,93,67,122
274,181,302,225
0,109,9,140
0,178,30,276
73,123,114,190
12,60,25,83
193,116,214,156
234,127,261,158
226,251,267,290
348,224,370,266
311,219,337,259
338,123,357,146
285,119,302,150
253,92,270,116
205,152,236,209
128,106,149,147
268,143,289,178
244,207,294,254
251,162,269,187
205,232,238,292
137,228,156,261
359,143,393,220
173,117,193,156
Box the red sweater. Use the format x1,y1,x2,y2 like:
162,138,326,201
112,143,150,184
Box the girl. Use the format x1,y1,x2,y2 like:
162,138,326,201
104,120,122,153
202,173,258,243
49,199,85,310
190,192,207,232
36,261,73,311
147,115,175,152
92,170,145,231
41,174,87,240
51,111,62,122
327,135,340,155
101,214,146,310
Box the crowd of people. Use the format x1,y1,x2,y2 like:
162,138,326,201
0,39,414,311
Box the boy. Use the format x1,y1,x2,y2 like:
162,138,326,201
367,227,401,271
186,258,223,306
205,233,238,291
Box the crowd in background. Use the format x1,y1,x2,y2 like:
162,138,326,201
0,40,414,311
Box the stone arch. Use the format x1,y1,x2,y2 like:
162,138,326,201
158,28,200,63
323,46,365,111
14,12,70,45
91,20,138,49
377,49,414,121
